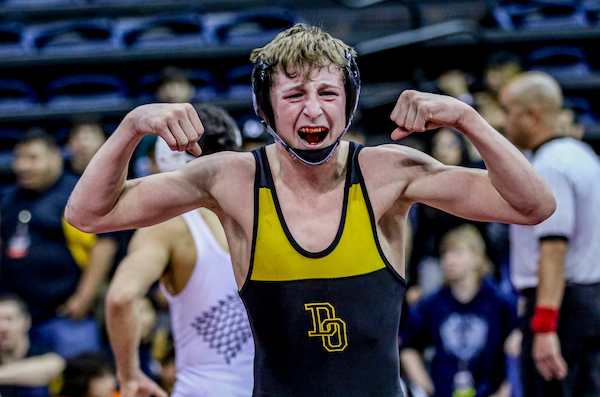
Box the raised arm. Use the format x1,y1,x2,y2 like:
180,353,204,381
65,103,206,233
389,90,556,225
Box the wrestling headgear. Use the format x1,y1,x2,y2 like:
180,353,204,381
251,50,361,166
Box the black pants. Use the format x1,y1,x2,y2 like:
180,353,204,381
520,282,600,397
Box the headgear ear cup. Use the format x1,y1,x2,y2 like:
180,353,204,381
155,137,196,173
344,51,361,128
251,58,274,128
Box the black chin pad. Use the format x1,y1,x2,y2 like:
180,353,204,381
290,143,337,165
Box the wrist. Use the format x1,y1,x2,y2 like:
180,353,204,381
531,306,559,333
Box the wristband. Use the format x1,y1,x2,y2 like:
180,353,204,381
530,306,559,333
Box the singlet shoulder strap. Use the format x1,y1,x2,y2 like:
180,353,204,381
252,146,273,190
349,142,364,186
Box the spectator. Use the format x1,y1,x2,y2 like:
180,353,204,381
155,66,195,104
437,51,523,166
400,224,517,397
65,116,108,177
0,129,101,359
502,71,600,396
0,293,65,397
557,108,585,141
59,352,118,397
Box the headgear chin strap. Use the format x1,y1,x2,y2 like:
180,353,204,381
251,50,361,166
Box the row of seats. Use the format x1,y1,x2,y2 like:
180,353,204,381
0,63,256,112
0,8,304,56
3,40,600,111
491,0,600,30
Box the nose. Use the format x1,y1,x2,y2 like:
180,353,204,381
303,93,323,120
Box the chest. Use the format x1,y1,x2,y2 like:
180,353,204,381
274,183,345,253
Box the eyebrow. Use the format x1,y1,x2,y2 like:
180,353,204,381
281,82,342,93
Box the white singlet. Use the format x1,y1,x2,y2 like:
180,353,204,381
160,210,255,397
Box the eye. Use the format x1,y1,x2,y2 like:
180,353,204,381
285,93,302,100
321,91,338,97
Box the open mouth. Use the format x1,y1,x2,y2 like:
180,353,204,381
298,127,329,145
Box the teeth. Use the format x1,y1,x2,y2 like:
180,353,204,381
298,127,328,144
299,127,327,133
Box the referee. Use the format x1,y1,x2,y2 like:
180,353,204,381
501,71,600,397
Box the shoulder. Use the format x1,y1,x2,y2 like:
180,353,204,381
359,143,442,174
533,140,600,191
357,143,435,175
536,138,597,168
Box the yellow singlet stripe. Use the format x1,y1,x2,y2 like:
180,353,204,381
251,184,386,281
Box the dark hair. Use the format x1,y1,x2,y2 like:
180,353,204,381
159,66,190,85
16,127,59,151
0,293,29,316
60,352,114,397
195,103,241,154
486,50,522,69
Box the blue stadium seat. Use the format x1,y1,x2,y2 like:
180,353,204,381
224,63,254,99
45,73,130,110
582,0,600,24
0,78,39,112
25,18,119,54
564,96,598,129
0,21,29,56
212,7,305,45
116,13,215,49
3,0,85,5
492,1,589,30
527,45,592,79
136,68,218,102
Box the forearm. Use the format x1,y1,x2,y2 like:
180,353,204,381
400,348,434,394
458,108,555,223
73,238,118,302
536,240,567,309
0,354,65,386
106,290,144,380
105,237,168,381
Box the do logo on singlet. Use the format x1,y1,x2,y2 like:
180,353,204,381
305,302,348,352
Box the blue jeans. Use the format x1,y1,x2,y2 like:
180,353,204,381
29,316,101,359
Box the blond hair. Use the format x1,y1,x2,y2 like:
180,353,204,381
250,23,357,83
440,224,493,280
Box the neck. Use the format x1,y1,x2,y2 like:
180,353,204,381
527,122,560,150
450,274,480,303
270,142,348,192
